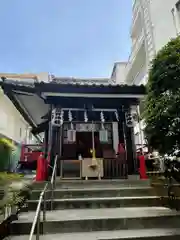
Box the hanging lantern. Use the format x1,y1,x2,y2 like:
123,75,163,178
68,110,72,122
115,110,119,122
100,111,105,129
68,110,74,129
51,108,62,126
60,109,64,125
100,111,108,142
51,108,55,121
125,112,134,127
84,110,88,122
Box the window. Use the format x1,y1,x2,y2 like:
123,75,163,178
19,128,22,138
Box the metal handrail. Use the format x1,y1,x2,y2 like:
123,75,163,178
50,155,58,210
29,155,58,240
29,183,48,240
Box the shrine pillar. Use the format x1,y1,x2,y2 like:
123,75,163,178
123,105,137,175
44,128,49,159
112,122,119,153
48,107,64,178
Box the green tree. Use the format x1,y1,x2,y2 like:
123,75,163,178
143,36,180,155
0,138,14,171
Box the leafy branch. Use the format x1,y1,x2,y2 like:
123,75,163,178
143,36,180,155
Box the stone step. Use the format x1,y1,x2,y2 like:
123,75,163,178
9,228,180,240
25,196,160,211
30,186,155,200
10,207,180,235
33,179,150,190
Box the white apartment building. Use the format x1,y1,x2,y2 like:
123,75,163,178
126,0,180,86
125,0,180,148
111,62,127,84
0,72,48,144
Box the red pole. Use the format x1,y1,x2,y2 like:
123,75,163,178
139,154,148,179
36,153,46,181
20,144,25,161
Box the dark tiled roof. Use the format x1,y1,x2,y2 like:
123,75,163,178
0,77,146,96
0,78,34,87
0,76,144,88
36,81,145,96
51,76,111,85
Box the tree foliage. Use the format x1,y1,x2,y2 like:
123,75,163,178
0,138,15,171
143,36,180,155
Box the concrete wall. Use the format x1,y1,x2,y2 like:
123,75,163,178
111,62,127,84
150,0,180,53
116,62,127,84
0,89,31,143
36,72,50,82
0,72,50,83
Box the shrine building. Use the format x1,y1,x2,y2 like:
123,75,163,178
0,77,145,179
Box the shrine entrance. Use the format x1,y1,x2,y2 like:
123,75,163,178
76,131,100,158
60,124,104,179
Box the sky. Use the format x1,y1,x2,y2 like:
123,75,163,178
0,0,132,78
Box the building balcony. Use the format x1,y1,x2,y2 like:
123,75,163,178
131,0,142,37
126,33,145,81
133,67,147,86
125,41,146,85
126,65,147,86
130,31,144,63
132,0,140,17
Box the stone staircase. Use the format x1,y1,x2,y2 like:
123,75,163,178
9,179,180,239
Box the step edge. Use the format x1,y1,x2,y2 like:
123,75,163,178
28,196,160,203
9,228,180,238
31,187,153,193
15,214,180,224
